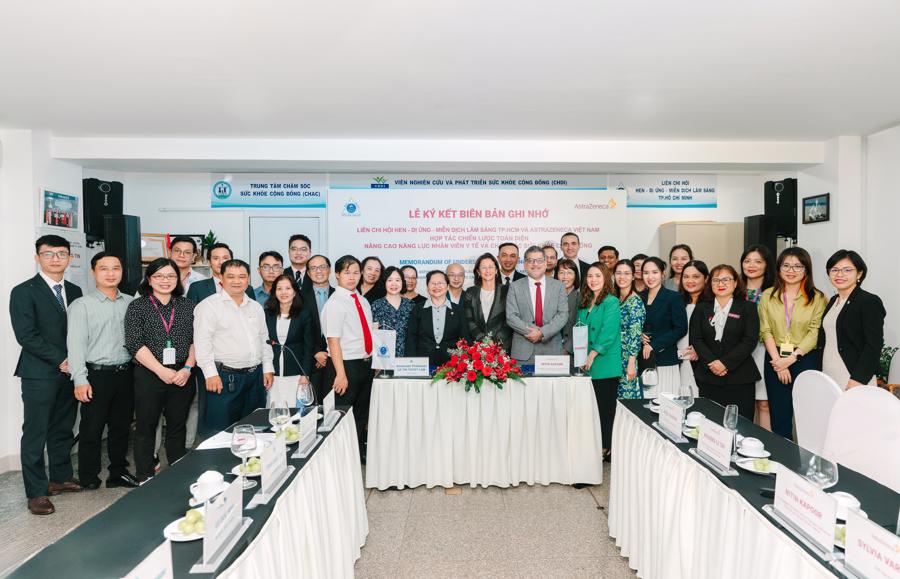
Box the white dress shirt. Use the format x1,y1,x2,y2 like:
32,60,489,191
321,286,375,360
182,268,208,293
193,290,274,378
39,271,68,309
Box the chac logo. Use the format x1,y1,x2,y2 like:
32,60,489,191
343,198,361,216
371,176,389,189
212,181,232,199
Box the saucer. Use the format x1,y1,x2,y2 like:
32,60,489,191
735,457,781,475
188,481,228,505
231,464,261,478
683,426,700,440
163,510,205,543
736,447,770,458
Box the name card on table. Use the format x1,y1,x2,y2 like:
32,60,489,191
323,389,335,416
261,435,288,494
534,355,570,376
319,389,340,432
658,396,685,439
393,357,430,377
844,509,900,579
297,405,324,458
195,477,246,572
372,329,397,370
123,540,173,579
773,468,837,553
695,417,735,472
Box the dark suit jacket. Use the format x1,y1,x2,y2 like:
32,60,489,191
579,259,592,281
818,287,886,384
307,285,335,353
11,274,83,379
286,267,315,298
689,298,761,386
463,284,512,350
640,287,688,366
406,299,470,367
265,309,315,377
185,278,254,305
500,270,526,285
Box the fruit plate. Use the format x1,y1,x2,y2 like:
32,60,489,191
232,464,261,478
163,508,205,542
682,426,700,440
734,457,781,476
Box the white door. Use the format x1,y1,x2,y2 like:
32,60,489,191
248,216,321,288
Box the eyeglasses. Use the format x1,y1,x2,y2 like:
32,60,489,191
711,277,734,284
525,258,546,265
780,264,806,272
308,264,329,272
289,246,310,253
39,251,70,259
259,265,283,273
171,248,194,256
150,273,178,281
828,267,857,276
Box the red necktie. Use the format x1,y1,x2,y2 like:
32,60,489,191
352,293,373,355
534,282,543,327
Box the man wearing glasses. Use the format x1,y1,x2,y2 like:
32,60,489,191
254,251,284,305
506,245,569,365
285,234,314,299
169,236,207,293
9,235,84,515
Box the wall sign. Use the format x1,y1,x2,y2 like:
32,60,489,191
211,174,326,208
612,174,717,208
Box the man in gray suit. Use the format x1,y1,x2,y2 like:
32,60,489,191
506,245,569,365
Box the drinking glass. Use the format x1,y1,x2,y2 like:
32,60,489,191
268,401,290,431
296,380,315,417
723,404,739,459
230,425,258,490
805,455,839,490
673,382,694,410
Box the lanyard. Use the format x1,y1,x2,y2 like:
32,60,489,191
149,296,176,338
783,293,795,332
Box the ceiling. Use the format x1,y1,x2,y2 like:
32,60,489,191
1,0,899,141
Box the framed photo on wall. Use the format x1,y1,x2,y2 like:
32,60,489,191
140,233,170,264
40,189,79,230
802,193,830,224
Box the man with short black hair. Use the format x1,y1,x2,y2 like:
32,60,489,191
67,252,137,490
254,251,284,305
542,244,559,277
561,232,591,279
286,234,314,295
194,259,274,431
169,236,207,293
186,242,254,304
10,235,84,515
497,242,525,286
597,245,619,270
307,254,334,402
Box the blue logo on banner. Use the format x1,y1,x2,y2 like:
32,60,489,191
343,200,360,216
378,345,389,357
212,181,232,199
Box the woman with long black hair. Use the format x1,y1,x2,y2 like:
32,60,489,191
740,244,776,430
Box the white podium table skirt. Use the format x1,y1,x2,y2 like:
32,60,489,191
220,410,369,579
608,402,832,579
366,376,604,490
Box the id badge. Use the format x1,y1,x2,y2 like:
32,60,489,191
162,347,176,365
779,341,794,358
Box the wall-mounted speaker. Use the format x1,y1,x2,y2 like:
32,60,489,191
103,214,142,295
764,178,797,239
83,178,123,242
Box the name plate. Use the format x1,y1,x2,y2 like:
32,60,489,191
260,435,287,496
773,468,837,552
845,509,900,579
696,417,735,472
123,540,173,579
534,355,570,375
203,478,243,564
323,389,335,417
658,396,685,438
393,357,430,377
300,409,318,447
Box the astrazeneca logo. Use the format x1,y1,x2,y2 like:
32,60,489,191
343,199,361,216
574,198,617,210
371,176,389,189
377,344,390,357
212,181,232,199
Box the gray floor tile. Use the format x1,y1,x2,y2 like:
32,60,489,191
396,558,523,579
409,485,506,513
502,507,617,561
399,509,513,563
358,510,409,564
366,488,414,513
588,483,610,510
502,483,599,511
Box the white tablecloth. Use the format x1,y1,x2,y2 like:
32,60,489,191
366,376,604,490
608,402,832,579
220,410,369,579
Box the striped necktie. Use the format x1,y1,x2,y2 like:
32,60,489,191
53,284,65,311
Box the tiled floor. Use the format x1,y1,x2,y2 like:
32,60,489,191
0,441,635,579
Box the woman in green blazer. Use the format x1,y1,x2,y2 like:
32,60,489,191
577,262,622,460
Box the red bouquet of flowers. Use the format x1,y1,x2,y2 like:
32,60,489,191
431,338,524,393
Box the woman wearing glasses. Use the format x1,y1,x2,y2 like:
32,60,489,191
689,265,761,419
819,250,885,390
758,247,826,439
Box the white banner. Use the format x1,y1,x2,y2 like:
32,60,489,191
211,173,326,208
372,329,397,370
612,174,717,208
327,175,624,275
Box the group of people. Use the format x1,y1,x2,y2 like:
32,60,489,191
10,230,886,516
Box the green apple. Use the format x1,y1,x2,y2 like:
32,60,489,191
194,520,205,534
185,509,202,524
178,519,195,535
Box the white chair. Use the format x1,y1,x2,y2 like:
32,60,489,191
822,385,900,493
888,352,900,385
793,370,843,455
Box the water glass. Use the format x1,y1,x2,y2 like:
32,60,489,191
805,455,839,490
268,401,290,431
230,425,258,490
723,404,739,432
673,382,694,410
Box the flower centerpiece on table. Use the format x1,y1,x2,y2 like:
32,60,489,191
431,338,524,393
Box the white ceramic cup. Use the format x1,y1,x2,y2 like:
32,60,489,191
740,437,765,454
685,411,704,427
831,491,861,520
190,470,224,501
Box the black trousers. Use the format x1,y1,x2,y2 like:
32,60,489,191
324,357,373,451
133,365,195,478
20,375,77,498
78,367,135,484
764,350,822,439
592,377,619,450
697,382,755,421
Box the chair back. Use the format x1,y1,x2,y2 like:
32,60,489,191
822,385,900,493
888,353,900,385
793,370,842,455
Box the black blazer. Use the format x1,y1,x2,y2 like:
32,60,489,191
185,278,254,306
307,285,335,354
818,287,886,384
463,284,512,350
500,271,526,285
265,308,315,377
406,300,470,367
578,259,592,281
640,287,688,367
689,298,761,386
286,267,315,298
10,274,83,379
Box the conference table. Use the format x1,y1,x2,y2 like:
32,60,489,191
12,408,368,579
608,398,900,579
366,375,604,490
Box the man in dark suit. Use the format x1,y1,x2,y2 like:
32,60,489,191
506,246,569,366
497,242,526,286
561,232,592,280
306,254,335,402
10,235,84,515
285,234,315,299
186,242,254,304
